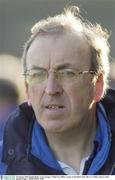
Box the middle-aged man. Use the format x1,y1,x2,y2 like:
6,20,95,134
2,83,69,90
0,6,115,175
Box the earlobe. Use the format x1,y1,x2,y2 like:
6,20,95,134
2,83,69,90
25,81,31,106
94,74,104,102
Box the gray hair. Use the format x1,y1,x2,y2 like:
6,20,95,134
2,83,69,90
22,6,110,96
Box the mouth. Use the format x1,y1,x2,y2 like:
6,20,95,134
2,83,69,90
43,104,66,117
45,105,64,109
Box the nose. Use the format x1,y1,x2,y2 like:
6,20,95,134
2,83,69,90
45,74,63,95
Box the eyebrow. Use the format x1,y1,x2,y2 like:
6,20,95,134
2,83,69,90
28,63,77,71
55,63,75,70
28,66,46,71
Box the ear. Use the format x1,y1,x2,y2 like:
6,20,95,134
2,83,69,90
25,81,31,106
94,74,104,102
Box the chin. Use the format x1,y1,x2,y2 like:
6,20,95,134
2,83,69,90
41,120,68,133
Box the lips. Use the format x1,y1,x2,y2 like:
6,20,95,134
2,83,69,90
43,103,66,117
45,105,64,109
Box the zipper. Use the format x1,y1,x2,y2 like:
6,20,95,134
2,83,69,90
109,163,115,175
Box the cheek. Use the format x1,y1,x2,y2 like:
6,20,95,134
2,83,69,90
28,85,43,106
67,87,84,109
66,80,94,111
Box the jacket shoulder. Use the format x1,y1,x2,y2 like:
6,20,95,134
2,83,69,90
0,141,7,175
2,102,35,164
101,89,115,131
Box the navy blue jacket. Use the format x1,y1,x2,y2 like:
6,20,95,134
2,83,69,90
1,89,115,175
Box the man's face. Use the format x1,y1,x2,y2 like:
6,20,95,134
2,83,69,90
26,33,97,133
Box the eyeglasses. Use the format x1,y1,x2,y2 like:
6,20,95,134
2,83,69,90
23,68,96,85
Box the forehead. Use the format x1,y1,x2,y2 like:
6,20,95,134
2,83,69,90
26,33,91,70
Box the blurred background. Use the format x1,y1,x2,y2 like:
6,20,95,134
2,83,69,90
0,0,115,102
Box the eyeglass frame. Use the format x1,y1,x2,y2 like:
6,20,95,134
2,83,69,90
23,67,97,85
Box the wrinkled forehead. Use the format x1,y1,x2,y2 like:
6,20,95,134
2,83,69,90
26,32,92,70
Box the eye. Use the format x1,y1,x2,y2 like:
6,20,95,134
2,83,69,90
27,70,47,83
60,69,76,78
30,70,45,76
32,72,43,77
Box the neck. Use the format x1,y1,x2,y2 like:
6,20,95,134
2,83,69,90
45,108,97,173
